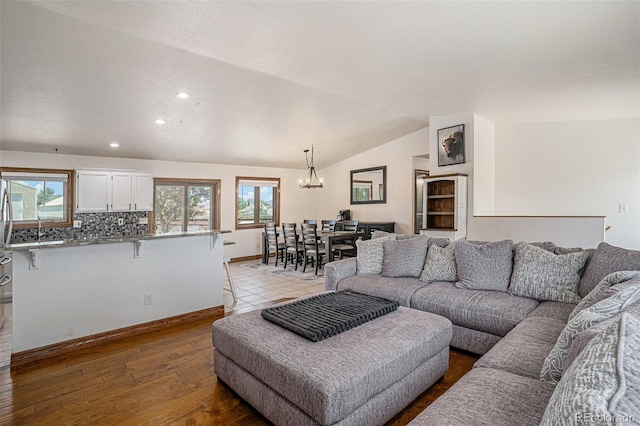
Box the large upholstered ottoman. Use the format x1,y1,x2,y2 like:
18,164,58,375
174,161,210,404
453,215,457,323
212,306,452,426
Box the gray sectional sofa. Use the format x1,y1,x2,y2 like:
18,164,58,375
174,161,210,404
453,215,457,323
324,236,640,425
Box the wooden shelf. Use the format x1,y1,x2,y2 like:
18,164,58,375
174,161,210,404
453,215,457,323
427,195,455,199
422,173,467,239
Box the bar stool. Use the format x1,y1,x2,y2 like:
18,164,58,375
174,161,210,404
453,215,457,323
223,256,237,302
223,240,237,303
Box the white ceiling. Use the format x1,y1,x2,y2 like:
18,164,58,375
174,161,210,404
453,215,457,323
1,1,638,168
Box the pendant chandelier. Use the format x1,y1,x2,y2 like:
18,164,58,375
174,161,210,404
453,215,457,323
299,145,324,189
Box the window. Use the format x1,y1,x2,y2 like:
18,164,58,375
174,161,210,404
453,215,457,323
1,168,73,228
152,178,220,234
236,177,280,229
352,180,373,202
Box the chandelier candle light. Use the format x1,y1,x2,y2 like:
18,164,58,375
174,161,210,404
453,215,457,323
299,145,324,189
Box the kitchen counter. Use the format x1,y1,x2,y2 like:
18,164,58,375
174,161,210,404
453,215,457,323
11,230,226,355
8,229,231,251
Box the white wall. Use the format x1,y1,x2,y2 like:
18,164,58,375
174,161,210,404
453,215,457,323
1,150,318,258
316,127,429,234
494,118,640,249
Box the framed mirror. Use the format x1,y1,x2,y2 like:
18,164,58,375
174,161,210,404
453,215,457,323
350,166,387,204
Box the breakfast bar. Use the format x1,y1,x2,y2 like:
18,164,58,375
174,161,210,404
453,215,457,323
9,231,228,357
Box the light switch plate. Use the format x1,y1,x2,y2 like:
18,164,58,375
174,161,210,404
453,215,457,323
139,217,149,225
73,220,82,228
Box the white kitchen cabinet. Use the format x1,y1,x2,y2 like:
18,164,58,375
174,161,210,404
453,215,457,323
132,173,153,211
111,172,133,211
76,170,110,212
75,169,153,213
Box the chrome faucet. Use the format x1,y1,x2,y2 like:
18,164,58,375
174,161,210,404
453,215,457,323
37,217,46,241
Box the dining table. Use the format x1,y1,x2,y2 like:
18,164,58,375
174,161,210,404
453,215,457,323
262,228,363,264
316,230,364,263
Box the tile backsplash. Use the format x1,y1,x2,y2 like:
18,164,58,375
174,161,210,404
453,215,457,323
10,212,150,243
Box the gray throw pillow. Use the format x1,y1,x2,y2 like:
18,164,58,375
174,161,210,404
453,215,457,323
356,235,396,275
529,241,557,253
454,239,514,292
540,313,640,425
419,243,457,283
371,230,395,239
578,242,640,298
540,283,640,384
569,271,640,321
381,236,429,278
508,242,588,303
427,237,450,249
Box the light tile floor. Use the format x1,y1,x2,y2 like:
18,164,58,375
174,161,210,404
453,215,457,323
223,260,324,313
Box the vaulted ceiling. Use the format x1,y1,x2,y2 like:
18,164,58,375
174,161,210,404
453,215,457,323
1,1,638,168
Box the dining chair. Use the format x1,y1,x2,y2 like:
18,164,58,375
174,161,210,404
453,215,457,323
303,219,317,225
301,222,326,275
321,220,337,232
282,222,303,270
264,222,285,267
332,220,360,259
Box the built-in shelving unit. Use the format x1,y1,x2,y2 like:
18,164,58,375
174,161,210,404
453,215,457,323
420,173,467,242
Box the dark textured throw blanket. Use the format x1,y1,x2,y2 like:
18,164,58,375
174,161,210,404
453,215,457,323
261,290,399,342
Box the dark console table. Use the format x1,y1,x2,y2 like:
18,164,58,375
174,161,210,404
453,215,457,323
356,222,395,240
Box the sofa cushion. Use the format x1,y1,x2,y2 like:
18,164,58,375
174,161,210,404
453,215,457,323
508,242,587,303
409,367,555,426
337,275,428,307
474,316,566,379
451,325,502,355
381,236,429,278
540,313,640,426
540,282,640,384
411,281,539,337
578,242,640,298
419,243,457,283
526,301,576,322
454,239,514,292
356,235,396,275
569,270,640,321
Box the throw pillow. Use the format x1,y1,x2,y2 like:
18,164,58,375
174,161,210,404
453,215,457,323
529,241,557,253
569,270,640,321
555,246,594,281
540,313,640,425
454,239,514,292
540,283,640,384
371,230,395,239
381,236,429,278
508,242,588,303
578,242,640,298
427,237,450,249
356,235,396,275
419,243,457,283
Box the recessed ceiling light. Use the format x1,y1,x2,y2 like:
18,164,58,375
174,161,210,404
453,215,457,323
109,142,120,148
175,92,190,99
154,118,167,125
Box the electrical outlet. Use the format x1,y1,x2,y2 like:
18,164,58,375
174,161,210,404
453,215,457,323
139,217,149,225
73,220,82,228
144,294,153,305
118,218,124,226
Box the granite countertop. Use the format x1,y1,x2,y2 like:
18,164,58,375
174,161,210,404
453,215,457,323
8,229,231,251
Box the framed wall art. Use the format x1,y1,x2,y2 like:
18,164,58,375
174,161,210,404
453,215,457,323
437,124,465,166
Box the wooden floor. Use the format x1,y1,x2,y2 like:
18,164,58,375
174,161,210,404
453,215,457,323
0,302,477,425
